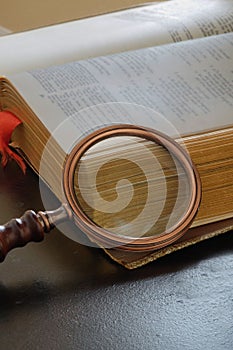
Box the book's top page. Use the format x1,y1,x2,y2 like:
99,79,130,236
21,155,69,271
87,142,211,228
9,32,233,152
0,0,233,75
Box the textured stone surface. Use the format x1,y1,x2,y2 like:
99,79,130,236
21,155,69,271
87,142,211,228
0,162,233,350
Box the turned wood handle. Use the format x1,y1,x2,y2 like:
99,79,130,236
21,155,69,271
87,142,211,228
0,210,44,262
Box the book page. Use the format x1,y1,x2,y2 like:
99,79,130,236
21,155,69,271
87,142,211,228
10,33,233,151
0,0,233,75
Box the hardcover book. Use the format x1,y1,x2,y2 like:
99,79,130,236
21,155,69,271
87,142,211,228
0,0,233,268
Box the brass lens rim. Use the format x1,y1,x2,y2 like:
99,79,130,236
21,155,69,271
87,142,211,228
63,124,202,251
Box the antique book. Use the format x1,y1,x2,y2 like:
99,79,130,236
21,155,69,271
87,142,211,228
0,0,233,268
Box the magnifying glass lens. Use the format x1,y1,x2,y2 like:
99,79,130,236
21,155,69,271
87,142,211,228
64,126,200,250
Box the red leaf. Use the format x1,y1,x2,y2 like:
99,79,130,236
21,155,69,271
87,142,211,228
0,111,26,173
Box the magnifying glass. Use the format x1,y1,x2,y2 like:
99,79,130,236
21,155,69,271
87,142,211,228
0,124,201,262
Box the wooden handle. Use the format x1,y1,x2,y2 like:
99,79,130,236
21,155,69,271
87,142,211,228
0,210,44,262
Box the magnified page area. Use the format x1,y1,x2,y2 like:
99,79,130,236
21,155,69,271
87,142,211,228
73,136,191,240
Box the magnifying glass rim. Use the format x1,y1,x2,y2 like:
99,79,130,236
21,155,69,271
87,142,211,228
63,124,202,251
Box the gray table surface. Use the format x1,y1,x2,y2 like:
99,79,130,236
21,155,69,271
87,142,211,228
0,162,233,350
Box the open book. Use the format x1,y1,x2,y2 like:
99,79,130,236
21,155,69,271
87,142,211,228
0,0,233,268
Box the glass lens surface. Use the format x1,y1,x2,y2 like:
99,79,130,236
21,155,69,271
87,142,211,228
72,135,192,240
